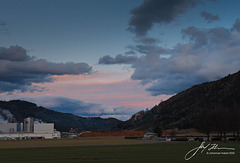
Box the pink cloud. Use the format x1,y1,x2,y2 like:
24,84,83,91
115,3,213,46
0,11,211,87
35,72,168,104
9,71,172,119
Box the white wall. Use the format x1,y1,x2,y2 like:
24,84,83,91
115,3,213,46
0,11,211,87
0,123,18,133
34,123,54,134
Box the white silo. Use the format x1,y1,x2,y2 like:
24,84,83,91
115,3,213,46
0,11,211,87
23,117,34,132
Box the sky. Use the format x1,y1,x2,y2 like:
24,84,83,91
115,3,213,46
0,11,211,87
0,0,240,121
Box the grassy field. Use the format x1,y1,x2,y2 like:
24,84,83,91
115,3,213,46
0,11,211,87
0,137,240,162
0,137,158,148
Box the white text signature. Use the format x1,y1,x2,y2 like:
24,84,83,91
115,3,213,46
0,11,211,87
185,141,235,160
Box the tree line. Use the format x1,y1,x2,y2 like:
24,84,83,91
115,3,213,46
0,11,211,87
196,104,240,141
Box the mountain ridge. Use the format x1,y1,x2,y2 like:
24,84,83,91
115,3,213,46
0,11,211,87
117,70,240,134
0,100,122,132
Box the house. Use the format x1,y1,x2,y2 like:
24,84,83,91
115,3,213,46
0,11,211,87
144,132,158,138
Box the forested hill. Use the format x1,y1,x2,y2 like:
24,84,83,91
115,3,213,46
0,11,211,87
0,100,122,132
117,70,240,134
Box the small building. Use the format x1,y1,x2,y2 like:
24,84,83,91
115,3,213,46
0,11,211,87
144,132,158,138
61,132,78,138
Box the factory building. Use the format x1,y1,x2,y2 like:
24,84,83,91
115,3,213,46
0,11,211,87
0,123,22,133
0,117,60,139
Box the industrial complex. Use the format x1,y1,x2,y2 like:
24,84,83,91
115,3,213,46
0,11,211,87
0,117,60,139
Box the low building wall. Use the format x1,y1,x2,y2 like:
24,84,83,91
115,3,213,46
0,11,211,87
0,131,60,139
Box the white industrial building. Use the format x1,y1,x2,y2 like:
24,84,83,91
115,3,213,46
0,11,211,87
0,117,60,139
0,123,21,133
34,123,54,134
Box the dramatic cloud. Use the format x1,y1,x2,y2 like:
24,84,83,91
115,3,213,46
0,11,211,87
98,54,138,64
201,11,219,23
101,19,240,95
128,0,197,36
99,44,169,66
0,46,33,61
0,46,92,93
132,20,240,95
233,19,240,32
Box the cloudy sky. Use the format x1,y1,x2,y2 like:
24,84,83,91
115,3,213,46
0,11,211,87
0,0,240,121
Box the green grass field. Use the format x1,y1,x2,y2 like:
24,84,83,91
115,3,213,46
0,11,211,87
0,137,158,148
0,137,240,162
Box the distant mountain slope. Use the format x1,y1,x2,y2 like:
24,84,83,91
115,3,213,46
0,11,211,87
118,71,240,133
0,100,122,132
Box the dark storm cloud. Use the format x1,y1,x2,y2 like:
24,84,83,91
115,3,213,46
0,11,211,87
98,54,138,65
130,20,240,95
145,74,203,95
201,11,219,23
0,46,33,61
128,0,197,36
181,26,208,47
101,20,240,95
232,19,240,32
0,46,92,93
98,1,240,96
99,37,165,65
